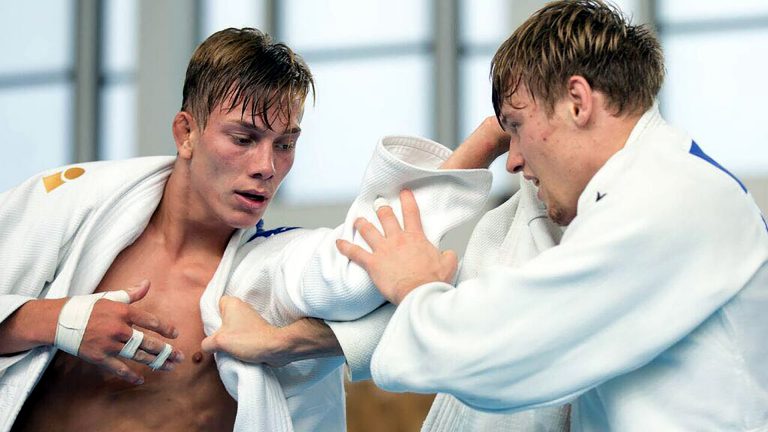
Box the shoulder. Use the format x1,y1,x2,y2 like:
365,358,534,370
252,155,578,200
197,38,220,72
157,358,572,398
11,156,173,200
1,157,175,229
572,123,765,246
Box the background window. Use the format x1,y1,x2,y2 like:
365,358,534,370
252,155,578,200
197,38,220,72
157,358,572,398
659,2,768,176
200,0,266,40
99,0,138,161
276,0,433,205
0,0,75,191
459,0,514,195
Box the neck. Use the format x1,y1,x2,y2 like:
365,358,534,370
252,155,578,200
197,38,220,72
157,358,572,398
148,164,235,259
585,108,643,173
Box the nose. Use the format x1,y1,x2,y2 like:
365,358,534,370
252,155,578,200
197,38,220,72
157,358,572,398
248,142,276,180
506,149,524,174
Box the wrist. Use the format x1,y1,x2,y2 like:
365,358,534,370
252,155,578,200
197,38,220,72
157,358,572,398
0,298,64,354
27,299,65,346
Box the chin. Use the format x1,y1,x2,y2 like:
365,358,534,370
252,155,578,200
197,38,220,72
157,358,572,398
547,205,575,226
225,212,265,230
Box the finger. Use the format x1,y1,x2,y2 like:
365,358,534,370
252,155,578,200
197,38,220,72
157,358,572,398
375,205,403,238
128,308,178,339
400,189,423,233
354,217,385,248
336,239,373,269
219,296,247,326
218,296,238,319
132,348,177,371
100,357,143,384
137,334,184,363
373,197,403,236
126,280,151,303
220,296,264,326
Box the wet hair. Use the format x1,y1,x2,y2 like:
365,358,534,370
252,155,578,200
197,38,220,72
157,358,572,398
491,0,664,117
181,27,314,131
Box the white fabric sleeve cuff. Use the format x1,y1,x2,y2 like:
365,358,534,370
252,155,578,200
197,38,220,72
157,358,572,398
326,302,396,381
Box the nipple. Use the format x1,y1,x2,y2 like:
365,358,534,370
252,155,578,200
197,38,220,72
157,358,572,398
193,351,204,363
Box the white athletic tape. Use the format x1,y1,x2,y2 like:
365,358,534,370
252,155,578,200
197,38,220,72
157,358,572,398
373,196,390,211
53,290,130,356
118,328,145,359
148,343,173,371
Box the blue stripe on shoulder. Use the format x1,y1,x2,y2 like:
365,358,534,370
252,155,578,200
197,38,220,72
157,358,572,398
247,219,300,242
689,141,767,232
689,141,747,193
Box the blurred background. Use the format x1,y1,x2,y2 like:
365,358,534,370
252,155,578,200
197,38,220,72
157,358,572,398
2,1,767,430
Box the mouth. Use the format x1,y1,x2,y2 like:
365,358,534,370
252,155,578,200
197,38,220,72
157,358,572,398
234,190,270,207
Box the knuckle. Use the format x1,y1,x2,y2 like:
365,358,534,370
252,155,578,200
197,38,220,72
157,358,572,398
108,342,124,355
111,304,129,321
144,338,161,353
140,315,157,329
114,327,132,341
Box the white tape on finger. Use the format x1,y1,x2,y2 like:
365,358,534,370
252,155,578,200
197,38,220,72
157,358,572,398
118,329,145,359
103,289,130,304
53,290,130,356
148,343,173,371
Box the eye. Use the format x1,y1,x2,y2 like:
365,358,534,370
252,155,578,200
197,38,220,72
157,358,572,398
275,141,296,152
231,135,252,146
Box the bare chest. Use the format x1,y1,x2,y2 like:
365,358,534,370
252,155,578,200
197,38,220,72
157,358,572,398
14,237,237,431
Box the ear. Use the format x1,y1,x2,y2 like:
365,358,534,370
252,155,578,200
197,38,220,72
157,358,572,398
172,111,198,159
565,75,594,128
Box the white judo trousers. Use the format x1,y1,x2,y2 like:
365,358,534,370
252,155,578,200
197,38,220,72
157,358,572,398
0,137,492,432
371,107,768,431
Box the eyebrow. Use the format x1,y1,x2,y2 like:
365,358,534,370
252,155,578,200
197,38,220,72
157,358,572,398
231,120,302,135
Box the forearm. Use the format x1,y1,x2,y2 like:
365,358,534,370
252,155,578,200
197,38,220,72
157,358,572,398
0,298,63,355
276,318,343,363
440,116,510,170
440,138,498,170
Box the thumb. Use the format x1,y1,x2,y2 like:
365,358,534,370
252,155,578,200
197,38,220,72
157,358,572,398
219,296,242,320
201,333,219,354
126,279,151,303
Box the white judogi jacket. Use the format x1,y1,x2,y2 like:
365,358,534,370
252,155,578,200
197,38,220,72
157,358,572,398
330,179,571,432
370,108,768,431
421,178,569,431
0,137,492,432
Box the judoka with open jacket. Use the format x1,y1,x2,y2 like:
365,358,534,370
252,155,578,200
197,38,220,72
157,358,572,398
0,136,491,432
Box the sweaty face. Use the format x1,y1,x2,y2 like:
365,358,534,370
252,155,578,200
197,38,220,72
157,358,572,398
498,90,593,226
185,100,302,229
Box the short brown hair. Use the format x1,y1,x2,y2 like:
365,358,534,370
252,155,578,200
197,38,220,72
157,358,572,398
491,0,664,117
181,28,314,131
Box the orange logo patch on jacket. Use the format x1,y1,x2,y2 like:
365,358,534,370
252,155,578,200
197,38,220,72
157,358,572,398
43,167,85,192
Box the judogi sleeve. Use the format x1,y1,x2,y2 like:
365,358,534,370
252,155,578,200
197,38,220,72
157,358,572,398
265,136,492,321
0,172,79,321
0,167,93,371
326,302,395,381
370,169,768,412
